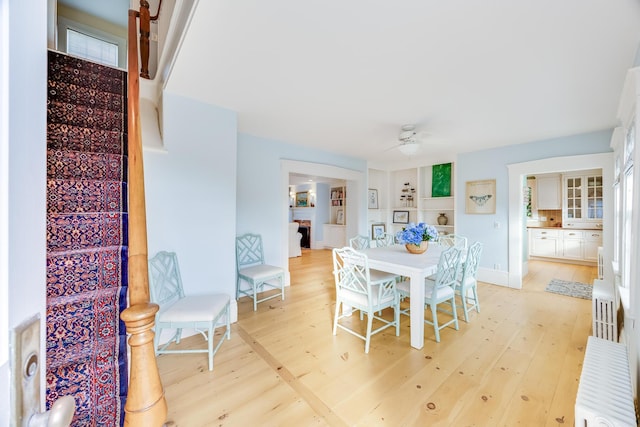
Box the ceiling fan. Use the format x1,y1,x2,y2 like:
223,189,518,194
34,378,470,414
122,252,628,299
389,124,428,155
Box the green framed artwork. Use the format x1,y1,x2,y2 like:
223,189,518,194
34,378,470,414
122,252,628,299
432,163,452,197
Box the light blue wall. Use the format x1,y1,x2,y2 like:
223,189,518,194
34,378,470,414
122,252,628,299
237,133,366,266
144,92,237,303
456,129,613,274
1,0,48,422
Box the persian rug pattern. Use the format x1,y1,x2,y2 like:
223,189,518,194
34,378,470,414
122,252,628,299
46,50,128,427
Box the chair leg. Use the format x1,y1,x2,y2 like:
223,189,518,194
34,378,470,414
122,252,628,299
451,297,459,330
153,325,161,355
280,275,285,301
461,288,470,322
430,303,440,343
225,302,231,340
208,324,214,371
253,282,258,311
394,302,400,336
472,286,480,313
365,313,374,353
332,301,341,335
175,328,183,344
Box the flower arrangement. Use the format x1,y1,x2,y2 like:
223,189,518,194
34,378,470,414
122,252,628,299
395,222,439,246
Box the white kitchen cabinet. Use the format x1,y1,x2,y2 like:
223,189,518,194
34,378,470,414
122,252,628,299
529,229,560,257
584,230,603,262
561,230,584,259
563,171,603,227
528,227,602,263
536,175,561,209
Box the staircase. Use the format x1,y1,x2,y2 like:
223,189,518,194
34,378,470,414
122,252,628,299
46,51,129,426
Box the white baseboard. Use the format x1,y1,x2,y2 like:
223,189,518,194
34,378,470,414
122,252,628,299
478,266,510,287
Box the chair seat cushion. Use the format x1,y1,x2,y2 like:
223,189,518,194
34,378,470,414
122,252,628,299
424,279,455,299
397,280,455,300
339,285,395,308
239,264,283,281
159,293,230,323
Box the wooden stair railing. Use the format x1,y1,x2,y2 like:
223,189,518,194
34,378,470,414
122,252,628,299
120,4,168,426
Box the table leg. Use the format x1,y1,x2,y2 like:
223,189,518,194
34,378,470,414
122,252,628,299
409,272,425,349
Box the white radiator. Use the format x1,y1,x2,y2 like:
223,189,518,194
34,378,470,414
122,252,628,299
597,246,604,280
575,336,636,427
592,279,617,342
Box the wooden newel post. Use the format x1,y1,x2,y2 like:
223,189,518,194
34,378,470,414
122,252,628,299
139,0,151,79
121,303,167,426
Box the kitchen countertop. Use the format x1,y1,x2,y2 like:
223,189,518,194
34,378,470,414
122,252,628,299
527,225,602,231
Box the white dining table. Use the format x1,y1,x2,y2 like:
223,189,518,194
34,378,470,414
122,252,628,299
362,243,444,349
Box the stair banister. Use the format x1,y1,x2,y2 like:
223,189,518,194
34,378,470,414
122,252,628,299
120,5,168,426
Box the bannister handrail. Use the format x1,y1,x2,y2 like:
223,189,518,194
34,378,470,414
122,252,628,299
120,6,167,426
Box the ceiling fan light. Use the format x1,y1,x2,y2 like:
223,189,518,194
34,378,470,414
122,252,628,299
398,142,419,156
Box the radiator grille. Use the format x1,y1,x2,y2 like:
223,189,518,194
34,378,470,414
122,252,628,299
575,336,636,426
592,279,617,342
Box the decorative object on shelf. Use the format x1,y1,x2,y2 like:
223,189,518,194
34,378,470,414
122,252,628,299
432,163,452,197
371,223,386,239
296,191,308,207
437,213,449,225
395,222,438,254
400,182,416,207
368,188,379,209
393,210,410,224
405,241,429,254
465,179,496,214
336,209,345,225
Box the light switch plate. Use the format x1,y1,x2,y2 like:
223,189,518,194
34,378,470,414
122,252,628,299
10,314,41,427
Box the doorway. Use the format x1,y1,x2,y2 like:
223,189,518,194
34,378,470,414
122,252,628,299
507,153,613,289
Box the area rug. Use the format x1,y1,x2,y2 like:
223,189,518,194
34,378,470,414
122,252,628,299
545,279,592,300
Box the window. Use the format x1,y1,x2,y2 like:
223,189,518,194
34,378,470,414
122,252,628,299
66,28,118,67
621,123,634,290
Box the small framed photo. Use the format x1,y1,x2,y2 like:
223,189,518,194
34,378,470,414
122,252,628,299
393,210,409,224
296,191,308,207
371,223,386,239
336,209,345,225
368,188,379,209
465,179,496,214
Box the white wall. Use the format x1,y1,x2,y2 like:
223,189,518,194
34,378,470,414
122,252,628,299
0,0,48,423
456,129,613,286
144,92,238,321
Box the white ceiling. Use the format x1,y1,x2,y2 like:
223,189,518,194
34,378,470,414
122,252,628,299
58,1,640,167
165,0,640,167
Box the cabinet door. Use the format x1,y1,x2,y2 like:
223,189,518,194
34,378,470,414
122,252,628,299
530,236,559,257
584,231,603,261
585,175,603,220
537,176,561,209
564,177,582,220
561,230,583,259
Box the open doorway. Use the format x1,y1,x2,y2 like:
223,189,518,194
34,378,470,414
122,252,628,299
280,160,366,276
507,153,613,289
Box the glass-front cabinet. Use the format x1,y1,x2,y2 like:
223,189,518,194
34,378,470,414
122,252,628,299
563,170,603,227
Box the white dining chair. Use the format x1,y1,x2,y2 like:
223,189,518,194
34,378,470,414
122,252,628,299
456,241,483,322
332,247,400,353
349,234,371,250
148,251,231,371
397,246,462,342
373,232,396,248
236,233,285,311
438,234,468,250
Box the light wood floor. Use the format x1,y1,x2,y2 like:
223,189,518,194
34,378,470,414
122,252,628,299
158,249,597,426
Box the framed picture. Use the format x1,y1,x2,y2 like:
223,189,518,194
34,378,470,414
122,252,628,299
336,209,345,225
465,179,496,214
368,188,379,209
371,223,386,239
393,210,409,224
295,191,308,207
